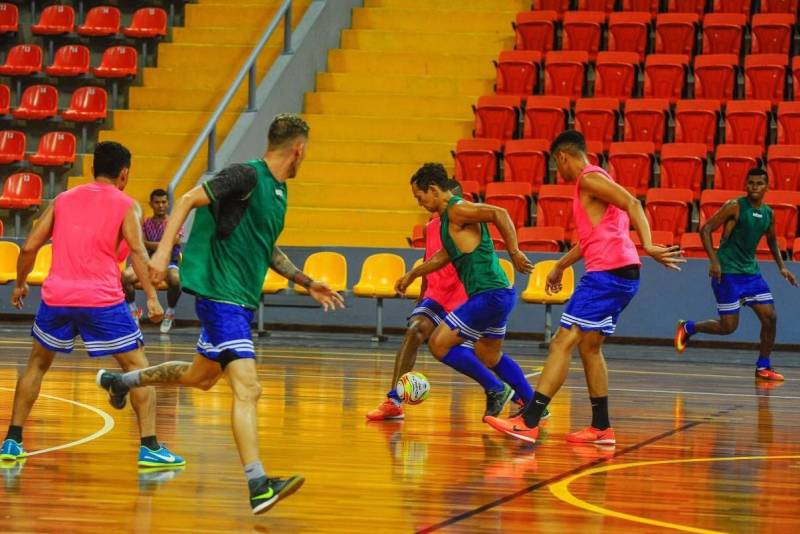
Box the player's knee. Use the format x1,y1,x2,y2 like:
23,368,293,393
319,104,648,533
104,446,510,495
197,378,216,391
407,320,429,345
719,320,738,335
761,311,777,329
233,380,262,402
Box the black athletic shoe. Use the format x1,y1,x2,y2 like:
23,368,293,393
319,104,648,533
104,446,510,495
96,369,129,410
250,475,305,515
484,383,514,418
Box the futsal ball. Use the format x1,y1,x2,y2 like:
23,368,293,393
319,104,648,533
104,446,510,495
396,371,430,405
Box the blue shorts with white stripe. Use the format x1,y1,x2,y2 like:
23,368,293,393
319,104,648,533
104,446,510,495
195,297,255,362
444,287,515,342
560,271,639,337
32,301,143,357
712,273,773,315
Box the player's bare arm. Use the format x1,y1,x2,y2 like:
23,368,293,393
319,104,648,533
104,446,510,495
766,219,798,287
447,201,533,274
123,204,164,323
700,200,739,283
581,172,684,271
11,204,55,309
270,247,344,311
396,249,450,295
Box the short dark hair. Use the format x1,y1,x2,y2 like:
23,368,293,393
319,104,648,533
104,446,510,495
550,130,587,156
410,163,448,192
445,178,463,197
93,141,131,179
150,188,168,201
268,113,310,149
747,167,768,181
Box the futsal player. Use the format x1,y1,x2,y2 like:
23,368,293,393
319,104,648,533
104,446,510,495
675,168,798,380
395,163,536,424
0,142,184,469
484,130,684,444
97,114,345,515
122,188,183,333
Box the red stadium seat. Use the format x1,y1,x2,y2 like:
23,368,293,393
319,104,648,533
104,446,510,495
712,0,752,15
28,131,76,167
702,14,746,55
594,52,639,100
473,96,520,140
645,188,694,237
621,0,660,15
655,14,699,56
607,12,651,61
0,84,9,115
562,11,606,59
681,232,720,258
623,98,669,148
713,144,763,189
513,11,557,53
767,145,800,191
0,130,25,164
92,46,138,78
0,172,43,209
755,235,787,259
503,139,549,193
794,57,800,102
574,98,619,149
659,143,707,198
724,100,770,147
523,96,570,140
0,44,42,76
744,54,788,105
495,51,541,96
12,84,58,120
409,224,424,248
608,141,655,196
45,45,90,77
630,230,675,255
674,99,720,151
488,225,506,251
699,188,739,228
544,51,589,99
123,7,168,38
78,6,121,37
62,86,107,122
518,226,565,252
751,14,795,55
452,138,501,191
485,182,533,228
764,190,800,243
533,0,570,13
667,0,706,17
759,0,797,14
693,54,738,102
644,54,689,103
537,185,574,233
577,0,615,10
777,102,800,145
0,3,18,34
31,4,74,36
459,180,480,202
585,140,604,167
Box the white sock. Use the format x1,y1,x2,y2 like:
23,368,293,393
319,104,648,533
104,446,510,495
166,307,175,315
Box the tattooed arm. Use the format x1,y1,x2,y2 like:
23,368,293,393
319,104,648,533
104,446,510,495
270,247,313,288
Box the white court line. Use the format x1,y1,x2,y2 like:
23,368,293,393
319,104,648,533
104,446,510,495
0,387,114,457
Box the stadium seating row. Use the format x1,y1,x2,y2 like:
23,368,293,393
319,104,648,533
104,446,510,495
0,4,166,39
530,0,795,16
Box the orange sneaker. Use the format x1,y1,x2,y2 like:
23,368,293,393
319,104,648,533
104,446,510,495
366,399,404,421
484,415,540,443
755,368,784,381
674,320,689,353
566,426,616,445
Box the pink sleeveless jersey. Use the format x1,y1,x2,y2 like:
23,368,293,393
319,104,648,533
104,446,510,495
423,215,468,312
573,165,641,272
42,182,134,307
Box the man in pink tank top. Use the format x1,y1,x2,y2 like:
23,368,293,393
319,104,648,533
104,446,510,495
0,142,184,468
486,131,684,445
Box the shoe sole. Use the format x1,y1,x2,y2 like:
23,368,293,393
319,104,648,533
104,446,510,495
756,375,785,382
252,476,306,515
566,437,616,445
674,321,687,353
365,413,405,421
484,418,538,444
96,369,127,410
0,454,20,462
138,460,187,468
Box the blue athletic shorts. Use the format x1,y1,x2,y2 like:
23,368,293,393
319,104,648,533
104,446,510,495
195,297,255,362
712,273,773,315
408,297,447,326
32,301,143,357
444,287,515,342
560,271,639,337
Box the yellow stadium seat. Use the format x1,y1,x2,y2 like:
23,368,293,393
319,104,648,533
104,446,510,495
353,253,406,341
404,258,424,299
521,260,575,345
262,268,289,294
27,243,52,285
0,241,20,284
499,257,515,286
294,252,348,295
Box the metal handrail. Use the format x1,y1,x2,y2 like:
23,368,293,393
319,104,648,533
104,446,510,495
167,0,294,205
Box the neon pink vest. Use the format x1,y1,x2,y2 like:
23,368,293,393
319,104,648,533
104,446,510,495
423,215,467,313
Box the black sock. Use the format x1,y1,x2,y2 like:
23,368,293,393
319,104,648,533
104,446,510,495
590,396,610,430
523,391,551,428
140,435,159,451
6,425,22,443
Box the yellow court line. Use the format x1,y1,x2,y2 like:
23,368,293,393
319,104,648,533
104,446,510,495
0,386,115,457
549,454,800,533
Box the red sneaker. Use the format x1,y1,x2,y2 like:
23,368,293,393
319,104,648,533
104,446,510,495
484,415,540,443
366,399,404,421
755,368,784,381
566,426,616,445
674,320,689,353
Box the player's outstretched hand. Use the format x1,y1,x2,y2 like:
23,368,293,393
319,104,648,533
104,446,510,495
708,259,723,283
148,250,170,285
510,250,533,274
11,283,28,310
645,244,686,271
309,281,345,312
545,267,563,295
781,268,798,287
147,297,164,324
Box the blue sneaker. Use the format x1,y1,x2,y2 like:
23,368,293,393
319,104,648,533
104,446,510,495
0,439,25,461
137,444,186,468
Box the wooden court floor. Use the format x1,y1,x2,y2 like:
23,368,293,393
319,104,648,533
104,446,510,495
0,327,798,533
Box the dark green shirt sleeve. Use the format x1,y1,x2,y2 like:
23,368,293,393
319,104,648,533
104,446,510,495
203,164,258,203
